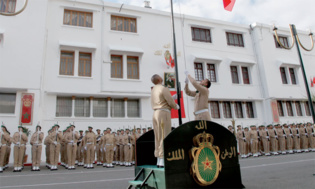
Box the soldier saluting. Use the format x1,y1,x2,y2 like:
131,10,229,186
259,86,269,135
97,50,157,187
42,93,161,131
30,125,44,171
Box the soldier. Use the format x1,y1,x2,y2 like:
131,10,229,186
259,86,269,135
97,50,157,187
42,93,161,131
104,128,116,168
136,128,142,138
77,130,84,166
64,125,79,170
142,128,147,134
60,129,66,168
268,125,278,155
236,125,246,158
84,126,96,169
83,130,88,168
130,129,136,165
12,126,28,172
2,125,11,171
249,125,259,157
299,123,308,152
244,127,251,157
291,124,301,153
259,125,270,156
184,72,211,121
0,125,11,173
44,129,51,168
95,129,102,165
49,124,63,171
306,123,315,152
114,130,120,165
284,124,293,154
151,74,178,167
123,129,132,167
100,129,107,167
119,129,125,166
277,124,286,155
148,127,152,131
30,125,44,171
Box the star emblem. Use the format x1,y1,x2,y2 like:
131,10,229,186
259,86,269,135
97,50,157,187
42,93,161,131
23,113,29,119
202,157,213,171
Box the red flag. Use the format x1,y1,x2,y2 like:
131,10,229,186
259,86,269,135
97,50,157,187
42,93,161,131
313,77,315,84
223,0,236,11
311,77,315,87
170,91,186,119
20,93,34,124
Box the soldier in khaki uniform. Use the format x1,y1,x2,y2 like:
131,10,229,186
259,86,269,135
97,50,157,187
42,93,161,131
119,129,125,166
1,125,11,171
76,130,84,166
123,129,132,167
284,124,293,154
151,74,178,167
130,129,136,165
259,126,270,156
30,125,44,171
291,124,301,153
299,124,308,152
84,126,96,169
64,125,79,170
114,130,120,165
44,129,51,168
236,126,246,158
60,129,66,168
100,129,107,167
268,125,278,155
12,126,28,172
0,125,11,173
244,127,251,156
49,124,63,171
306,123,315,151
249,125,259,157
95,129,102,165
184,73,211,121
277,124,287,154
143,128,147,134
104,128,116,168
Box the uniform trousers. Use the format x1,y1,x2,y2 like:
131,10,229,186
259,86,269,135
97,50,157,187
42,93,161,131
45,144,50,164
14,145,26,167
5,146,11,165
119,145,124,162
96,144,102,162
0,146,6,167
32,145,42,167
278,137,286,152
67,144,77,167
152,110,171,158
105,145,114,164
50,143,60,166
251,140,258,154
270,138,277,152
86,144,95,164
124,145,131,163
301,136,308,150
293,136,300,150
286,137,293,150
102,145,106,163
262,139,270,153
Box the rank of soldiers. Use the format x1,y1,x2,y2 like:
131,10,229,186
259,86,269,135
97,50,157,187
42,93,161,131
0,123,152,173
230,123,315,158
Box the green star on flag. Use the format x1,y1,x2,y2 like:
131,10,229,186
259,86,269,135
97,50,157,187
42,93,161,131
23,112,29,119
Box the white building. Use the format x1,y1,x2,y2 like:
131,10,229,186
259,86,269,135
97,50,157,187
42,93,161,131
1,0,314,162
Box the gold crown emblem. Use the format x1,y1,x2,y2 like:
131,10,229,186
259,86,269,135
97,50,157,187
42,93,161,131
23,98,32,107
193,131,214,147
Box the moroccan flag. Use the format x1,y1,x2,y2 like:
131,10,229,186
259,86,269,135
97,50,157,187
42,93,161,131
20,93,34,125
311,77,314,87
223,0,236,11
313,77,315,84
170,91,186,119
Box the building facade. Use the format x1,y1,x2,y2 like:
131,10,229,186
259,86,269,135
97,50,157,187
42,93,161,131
1,0,315,162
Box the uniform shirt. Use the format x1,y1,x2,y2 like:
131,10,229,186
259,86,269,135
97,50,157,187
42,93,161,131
48,130,63,144
299,127,306,137
96,134,102,144
115,134,120,146
84,132,96,145
244,131,250,142
236,129,244,141
249,130,258,141
259,130,268,140
30,131,44,145
12,132,28,145
291,128,299,137
104,133,116,145
276,128,286,138
184,75,209,113
306,126,315,137
151,84,178,111
122,134,131,145
284,128,293,138
64,131,79,144
268,129,277,139
0,132,10,145
44,135,50,146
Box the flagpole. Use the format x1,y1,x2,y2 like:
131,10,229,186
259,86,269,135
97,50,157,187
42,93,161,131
170,0,182,125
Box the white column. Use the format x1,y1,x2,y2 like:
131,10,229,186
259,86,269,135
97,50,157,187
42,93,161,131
71,96,75,118
124,98,128,118
123,55,127,79
74,50,79,76
238,65,243,84
219,101,224,119
231,102,236,119
242,102,247,119
90,97,93,118
107,97,111,118
285,67,291,85
292,101,297,117
301,102,306,117
282,101,288,117
208,102,212,120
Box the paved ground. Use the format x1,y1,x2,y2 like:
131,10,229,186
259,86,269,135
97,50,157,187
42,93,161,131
0,152,314,189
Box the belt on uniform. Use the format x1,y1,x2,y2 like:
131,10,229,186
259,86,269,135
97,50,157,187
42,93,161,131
106,144,113,146
33,144,42,146
15,144,25,146
155,108,171,113
194,109,208,116
0,144,6,146
86,142,93,145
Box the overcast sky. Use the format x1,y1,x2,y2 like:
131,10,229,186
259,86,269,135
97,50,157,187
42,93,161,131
105,0,314,31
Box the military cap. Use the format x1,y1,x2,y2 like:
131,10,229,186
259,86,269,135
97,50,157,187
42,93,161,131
125,128,130,131
250,125,256,127
88,126,93,129
53,124,60,128
18,125,23,128
107,127,112,131
36,125,41,129
96,129,100,131
79,130,83,132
